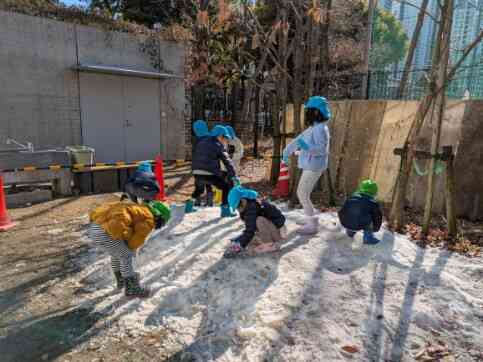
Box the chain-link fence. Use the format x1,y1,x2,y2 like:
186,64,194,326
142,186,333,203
368,66,483,100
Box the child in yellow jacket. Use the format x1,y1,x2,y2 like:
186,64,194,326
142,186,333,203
88,200,170,298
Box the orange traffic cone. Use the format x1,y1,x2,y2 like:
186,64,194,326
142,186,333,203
154,155,166,201
272,161,290,198
0,175,16,231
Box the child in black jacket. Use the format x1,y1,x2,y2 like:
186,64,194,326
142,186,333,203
338,179,382,245
224,186,287,258
191,125,238,217
123,162,160,203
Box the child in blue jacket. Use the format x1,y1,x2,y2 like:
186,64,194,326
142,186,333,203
282,96,331,235
337,179,382,245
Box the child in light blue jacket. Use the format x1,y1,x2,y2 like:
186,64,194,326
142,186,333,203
282,96,331,235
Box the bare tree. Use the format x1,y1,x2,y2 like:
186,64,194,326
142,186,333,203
389,1,483,231
397,0,431,98
360,0,377,99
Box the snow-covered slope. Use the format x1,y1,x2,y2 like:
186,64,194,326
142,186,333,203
76,204,483,361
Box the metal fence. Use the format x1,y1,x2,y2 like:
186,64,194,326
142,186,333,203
368,66,483,100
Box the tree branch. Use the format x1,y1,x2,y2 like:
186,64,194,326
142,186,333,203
447,29,483,81
267,48,294,81
392,0,440,22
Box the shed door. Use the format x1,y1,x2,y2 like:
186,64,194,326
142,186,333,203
79,73,125,162
80,73,161,163
123,77,161,163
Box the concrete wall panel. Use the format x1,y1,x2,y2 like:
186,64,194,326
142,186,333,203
160,78,186,160
0,11,81,149
407,100,466,214
0,11,186,160
328,101,352,190
329,99,482,220
453,101,483,220
341,100,386,194
369,101,418,202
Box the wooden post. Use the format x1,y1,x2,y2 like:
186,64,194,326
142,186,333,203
444,146,458,237
422,0,454,235
390,146,409,230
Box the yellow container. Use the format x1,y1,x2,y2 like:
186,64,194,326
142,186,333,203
213,187,223,206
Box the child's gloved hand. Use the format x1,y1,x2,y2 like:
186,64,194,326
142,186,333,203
232,176,241,186
296,138,310,151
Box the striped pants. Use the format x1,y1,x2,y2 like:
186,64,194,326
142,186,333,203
88,224,136,278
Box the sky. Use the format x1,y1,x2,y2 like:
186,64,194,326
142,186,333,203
62,0,86,6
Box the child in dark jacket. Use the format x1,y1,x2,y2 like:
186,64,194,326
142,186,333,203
192,120,214,207
224,186,287,258
191,125,239,217
337,179,382,245
123,162,160,203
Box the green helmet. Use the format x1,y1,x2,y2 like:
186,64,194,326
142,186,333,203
147,201,171,222
357,179,378,197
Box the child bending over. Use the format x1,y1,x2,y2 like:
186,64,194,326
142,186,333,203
224,186,287,258
88,200,170,298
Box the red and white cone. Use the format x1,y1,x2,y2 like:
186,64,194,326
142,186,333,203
0,175,16,232
272,161,290,198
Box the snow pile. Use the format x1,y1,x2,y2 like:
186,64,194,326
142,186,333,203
75,204,483,361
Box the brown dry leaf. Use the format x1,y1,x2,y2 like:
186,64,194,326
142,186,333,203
197,10,209,27
309,7,322,23
341,345,360,353
218,0,230,25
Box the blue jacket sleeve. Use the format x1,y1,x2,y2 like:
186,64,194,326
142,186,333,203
306,124,329,157
233,203,258,248
283,138,299,160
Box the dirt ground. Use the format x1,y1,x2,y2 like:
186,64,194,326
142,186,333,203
0,158,481,362
0,160,270,361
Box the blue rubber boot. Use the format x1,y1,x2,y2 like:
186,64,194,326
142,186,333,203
221,205,237,218
363,230,380,245
185,199,197,213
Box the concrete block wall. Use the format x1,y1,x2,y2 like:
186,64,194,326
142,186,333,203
0,12,81,149
0,11,186,160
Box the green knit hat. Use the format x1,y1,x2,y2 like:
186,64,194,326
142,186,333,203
357,179,378,197
147,201,171,222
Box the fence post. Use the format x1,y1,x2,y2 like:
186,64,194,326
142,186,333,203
444,146,458,237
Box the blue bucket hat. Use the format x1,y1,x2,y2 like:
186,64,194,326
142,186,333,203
193,120,209,138
228,186,258,210
304,96,331,120
225,125,236,139
210,125,232,139
137,161,153,173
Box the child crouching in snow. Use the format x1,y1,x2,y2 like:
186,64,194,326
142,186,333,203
337,179,382,245
123,161,160,203
88,200,171,298
224,186,287,258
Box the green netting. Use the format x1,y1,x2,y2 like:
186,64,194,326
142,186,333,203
413,159,445,176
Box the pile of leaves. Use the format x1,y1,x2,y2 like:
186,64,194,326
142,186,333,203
405,223,481,258
414,340,454,361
